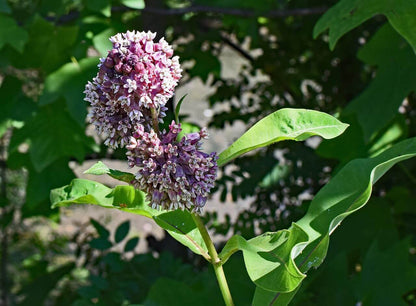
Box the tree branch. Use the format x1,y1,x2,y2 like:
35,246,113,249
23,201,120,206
52,6,327,25
138,6,327,18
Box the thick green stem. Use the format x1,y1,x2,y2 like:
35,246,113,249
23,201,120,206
192,214,234,306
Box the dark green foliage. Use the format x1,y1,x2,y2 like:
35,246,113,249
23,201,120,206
0,0,415,305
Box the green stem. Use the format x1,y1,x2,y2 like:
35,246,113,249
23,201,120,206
192,213,234,306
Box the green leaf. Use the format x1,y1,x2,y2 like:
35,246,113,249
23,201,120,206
51,178,153,216
86,0,111,17
124,237,139,252
50,179,208,256
0,13,28,52
189,51,221,82
84,161,135,183
39,57,99,125
174,94,188,123
220,225,307,293
11,101,95,172
18,262,75,306
356,238,416,305
218,108,348,167
346,24,416,141
24,158,75,218
121,0,145,9
219,137,416,305
313,0,416,52
144,277,221,306
89,237,112,250
0,76,36,124
153,210,209,257
92,28,117,57
90,218,110,239
318,25,416,162
114,220,130,243
21,16,78,72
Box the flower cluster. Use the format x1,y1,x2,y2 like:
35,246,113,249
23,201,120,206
84,31,182,147
126,122,218,212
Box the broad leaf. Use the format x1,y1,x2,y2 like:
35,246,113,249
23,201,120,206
114,220,130,243
20,16,78,72
51,178,152,215
19,262,75,305
218,108,348,166
93,28,117,57
84,161,135,183
0,13,28,52
153,210,209,257
124,237,139,252
10,101,96,172
51,179,209,257
39,57,99,125
86,0,111,17
219,137,416,305
314,0,416,52
90,218,110,239
24,158,75,218
318,25,415,162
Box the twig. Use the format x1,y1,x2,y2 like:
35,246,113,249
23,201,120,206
50,6,327,24
220,34,254,62
138,6,327,18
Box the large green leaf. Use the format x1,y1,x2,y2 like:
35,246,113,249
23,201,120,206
314,0,416,52
51,179,209,257
20,15,78,72
318,24,415,162
0,76,36,124
51,178,152,215
219,137,416,305
39,57,99,125
18,262,76,306
0,13,28,52
218,108,348,166
10,101,96,172
86,0,111,17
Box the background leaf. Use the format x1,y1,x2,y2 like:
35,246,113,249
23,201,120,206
0,13,28,52
114,220,130,243
314,0,416,52
39,57,99,125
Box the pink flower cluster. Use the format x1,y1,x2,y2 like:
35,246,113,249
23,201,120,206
126,122,218,212
85,31,217,212
84,31,182,148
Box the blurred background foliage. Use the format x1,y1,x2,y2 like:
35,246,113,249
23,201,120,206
0,0,415,304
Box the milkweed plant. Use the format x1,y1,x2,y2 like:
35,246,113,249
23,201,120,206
51,31,416,305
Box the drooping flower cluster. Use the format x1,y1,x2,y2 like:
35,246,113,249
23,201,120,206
84,31,182,147
126,121,218,212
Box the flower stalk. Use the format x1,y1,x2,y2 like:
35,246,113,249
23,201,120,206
192,213,234,306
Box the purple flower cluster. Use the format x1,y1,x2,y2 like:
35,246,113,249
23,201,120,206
84,31,182,148
126,122,218,212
